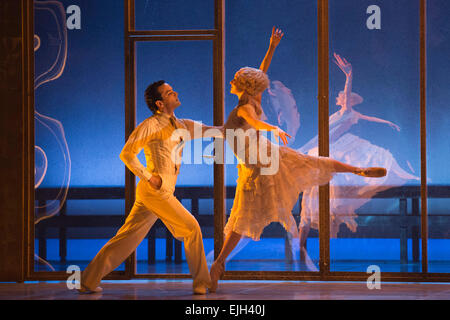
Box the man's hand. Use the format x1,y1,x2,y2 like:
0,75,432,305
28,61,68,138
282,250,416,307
148,175,162,190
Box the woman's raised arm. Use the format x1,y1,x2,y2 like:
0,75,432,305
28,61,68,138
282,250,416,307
334,53,353,107
259,27,284,74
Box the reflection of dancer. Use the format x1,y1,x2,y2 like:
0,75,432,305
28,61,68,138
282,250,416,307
209,28,387,292
298,53,419,265
79,81,221,294
267,80,301,142
34,1,71,270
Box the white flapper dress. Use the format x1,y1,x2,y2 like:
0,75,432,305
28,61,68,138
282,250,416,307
223,99,337,241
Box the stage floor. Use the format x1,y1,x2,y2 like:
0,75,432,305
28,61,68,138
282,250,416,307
1,280,450,300
35,259,450,273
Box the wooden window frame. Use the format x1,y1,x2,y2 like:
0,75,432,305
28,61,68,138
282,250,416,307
17,0,450,282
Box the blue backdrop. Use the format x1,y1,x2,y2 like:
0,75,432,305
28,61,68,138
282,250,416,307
35,0,450,189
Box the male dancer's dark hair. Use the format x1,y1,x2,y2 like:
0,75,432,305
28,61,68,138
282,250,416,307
144,80,166,114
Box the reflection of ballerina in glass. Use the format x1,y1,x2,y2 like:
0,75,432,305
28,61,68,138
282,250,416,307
298,53,419,267
266,80,301,143
34,1,71,270
209,28,387,292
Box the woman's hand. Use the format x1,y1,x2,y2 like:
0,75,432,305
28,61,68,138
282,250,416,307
260,27,284,73
334,53,352,77
148,175,162,190
274,127,292,145
269,26,284,49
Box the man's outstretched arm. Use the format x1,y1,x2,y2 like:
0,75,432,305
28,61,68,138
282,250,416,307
180,119,224,140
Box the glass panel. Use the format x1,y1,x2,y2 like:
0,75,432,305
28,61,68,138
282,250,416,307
329,0,421,272
427,0,450,273
34,0,125,272
135,41,214,274
225,0,319,272
134,0,214,31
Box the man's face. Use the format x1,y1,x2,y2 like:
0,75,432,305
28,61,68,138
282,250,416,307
158,83,181,111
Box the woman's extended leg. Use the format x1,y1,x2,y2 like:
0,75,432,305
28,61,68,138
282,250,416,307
209,231,242,292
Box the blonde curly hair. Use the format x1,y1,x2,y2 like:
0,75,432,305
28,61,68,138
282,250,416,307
233,67,269,96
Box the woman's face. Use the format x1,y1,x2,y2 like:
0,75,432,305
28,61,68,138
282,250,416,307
230,72,243,95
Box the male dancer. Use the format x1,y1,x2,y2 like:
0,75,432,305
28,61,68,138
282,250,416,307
78,80,222,295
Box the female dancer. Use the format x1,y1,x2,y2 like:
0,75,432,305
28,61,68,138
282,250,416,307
298,54,419,265
209,28,386,292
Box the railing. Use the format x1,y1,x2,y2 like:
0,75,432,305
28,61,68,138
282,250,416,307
35,185,450,264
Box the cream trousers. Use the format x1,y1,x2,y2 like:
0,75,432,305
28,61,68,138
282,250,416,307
81,180,211,291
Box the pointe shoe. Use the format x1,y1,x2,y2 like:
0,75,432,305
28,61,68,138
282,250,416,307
77,284,103,294
355,167,387,178
209,261,225,293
